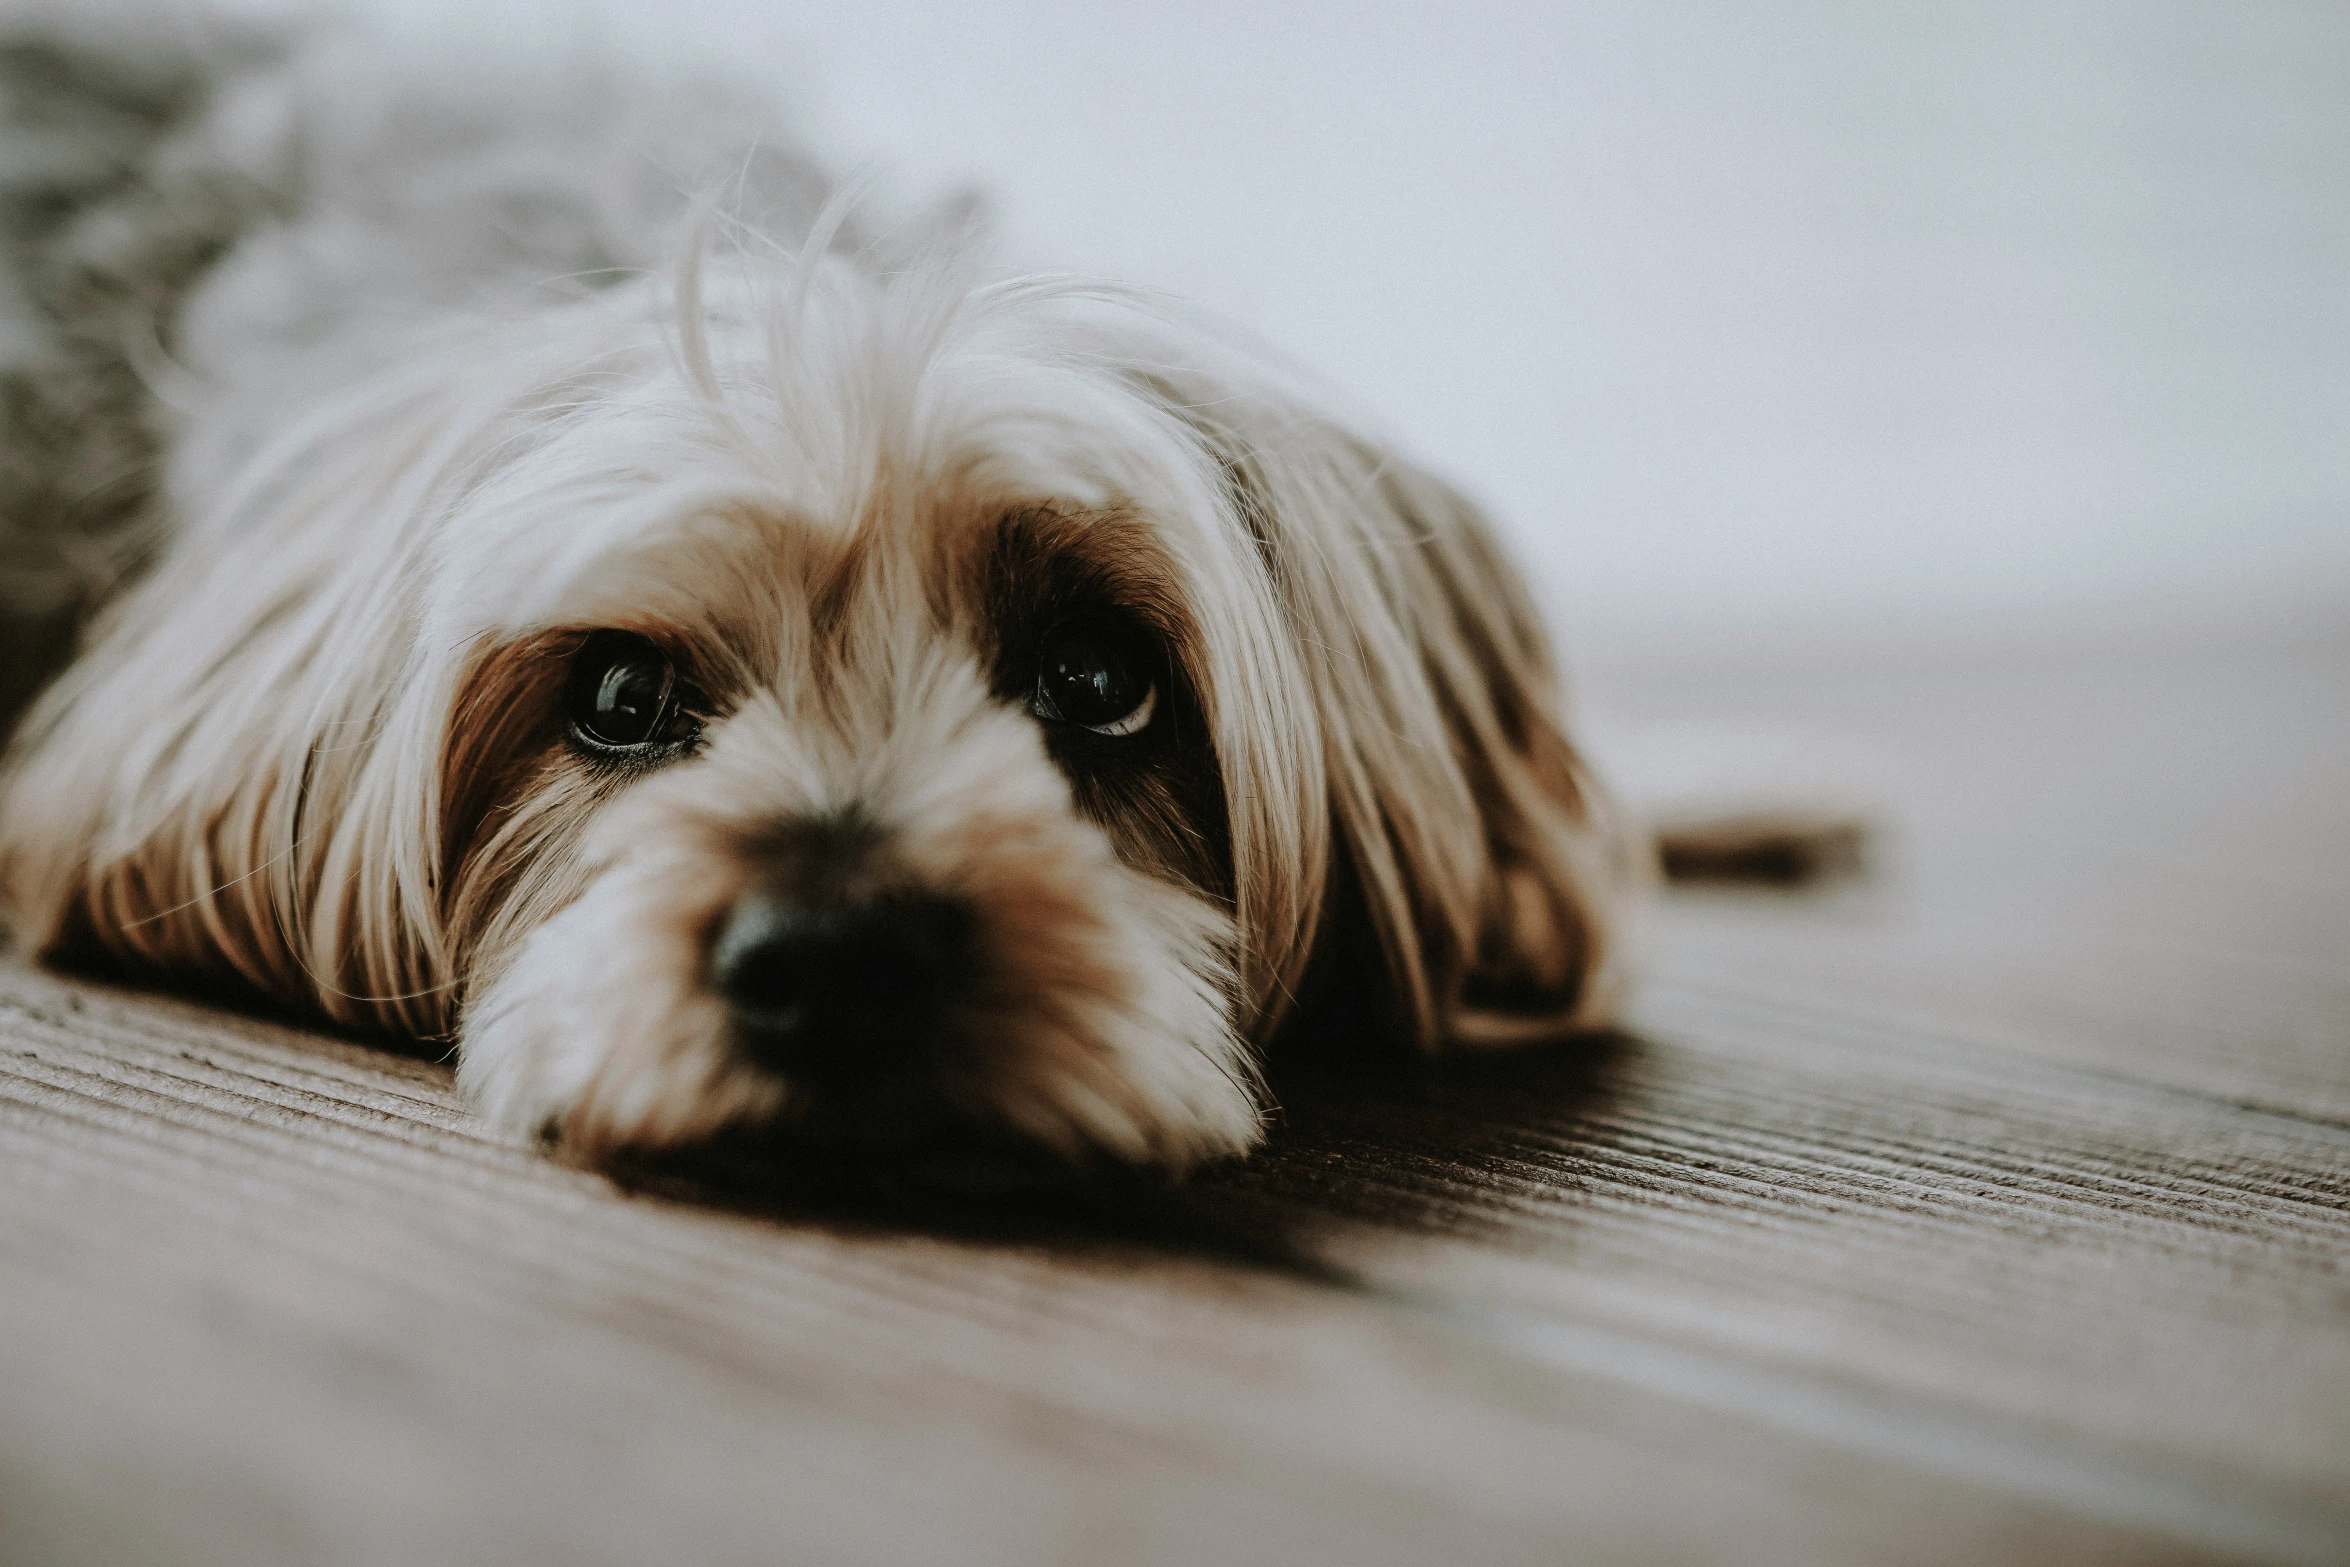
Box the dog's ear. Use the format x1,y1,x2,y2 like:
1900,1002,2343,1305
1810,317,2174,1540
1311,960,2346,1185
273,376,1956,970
0,438,457,1036
1167,381,1647,1052
1371,457,1649,1047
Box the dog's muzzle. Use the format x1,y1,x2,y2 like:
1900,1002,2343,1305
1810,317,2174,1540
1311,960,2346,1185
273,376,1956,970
707,827,977,1085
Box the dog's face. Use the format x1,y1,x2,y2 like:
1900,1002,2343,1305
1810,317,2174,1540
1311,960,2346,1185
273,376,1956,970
441,336,1282,1167
1,251,1641,1174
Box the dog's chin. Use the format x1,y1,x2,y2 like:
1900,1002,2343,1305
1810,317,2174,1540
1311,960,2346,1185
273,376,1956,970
601,1090,1153,1204
464,986,1266,1185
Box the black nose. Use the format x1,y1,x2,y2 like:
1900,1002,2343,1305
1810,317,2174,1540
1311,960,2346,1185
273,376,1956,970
709,884,976,1083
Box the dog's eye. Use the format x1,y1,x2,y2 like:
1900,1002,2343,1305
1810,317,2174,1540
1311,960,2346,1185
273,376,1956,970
1031,619,1157,738
565,632,703,757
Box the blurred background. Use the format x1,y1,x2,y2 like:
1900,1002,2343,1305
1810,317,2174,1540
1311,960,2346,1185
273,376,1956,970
244,0,2350,670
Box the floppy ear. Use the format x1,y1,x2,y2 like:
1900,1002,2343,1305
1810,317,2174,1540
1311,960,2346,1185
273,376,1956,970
0,418,459,1037
1362,456,1650,1046
1173,382,1648,1052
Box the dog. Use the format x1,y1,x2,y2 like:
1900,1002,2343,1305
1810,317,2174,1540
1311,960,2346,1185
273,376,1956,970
0,8,1652,1179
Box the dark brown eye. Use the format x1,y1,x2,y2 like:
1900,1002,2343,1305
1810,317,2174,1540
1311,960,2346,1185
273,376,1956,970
1031,618,1157,738
565,632,703,758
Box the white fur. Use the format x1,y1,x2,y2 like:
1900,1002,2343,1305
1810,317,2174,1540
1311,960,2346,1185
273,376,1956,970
0,13,1646,1172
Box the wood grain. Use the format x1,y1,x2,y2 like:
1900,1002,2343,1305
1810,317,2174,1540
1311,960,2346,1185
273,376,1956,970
3,637,2346,1566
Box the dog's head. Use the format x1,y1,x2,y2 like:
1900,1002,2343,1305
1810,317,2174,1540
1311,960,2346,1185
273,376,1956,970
1,241,1643,1173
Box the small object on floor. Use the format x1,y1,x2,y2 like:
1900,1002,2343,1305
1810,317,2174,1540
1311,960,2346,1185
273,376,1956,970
1655,808,1869,884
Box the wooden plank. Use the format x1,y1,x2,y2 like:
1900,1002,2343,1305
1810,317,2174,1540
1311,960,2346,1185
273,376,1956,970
1596,638,2350,1119
1215,987,2350,1521
1,969,2232,1567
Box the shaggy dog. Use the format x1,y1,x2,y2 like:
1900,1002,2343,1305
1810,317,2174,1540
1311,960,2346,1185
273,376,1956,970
0,9,1648,1177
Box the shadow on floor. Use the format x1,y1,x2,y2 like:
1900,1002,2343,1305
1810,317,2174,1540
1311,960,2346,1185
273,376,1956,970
603,1028,1648,1287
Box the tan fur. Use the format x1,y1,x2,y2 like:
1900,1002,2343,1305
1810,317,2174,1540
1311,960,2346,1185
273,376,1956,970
0,214,1647,1171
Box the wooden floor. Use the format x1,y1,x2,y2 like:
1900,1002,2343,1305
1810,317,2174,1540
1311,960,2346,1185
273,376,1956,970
3,635,2346,1567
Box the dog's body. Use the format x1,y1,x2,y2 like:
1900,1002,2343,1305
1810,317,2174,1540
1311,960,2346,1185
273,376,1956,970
0,12,1646,1175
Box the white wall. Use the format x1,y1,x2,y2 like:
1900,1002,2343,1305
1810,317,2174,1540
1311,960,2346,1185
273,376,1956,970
280,0,2350,654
